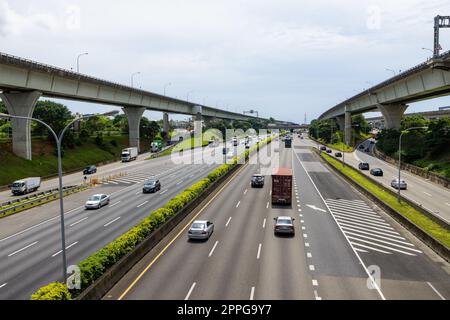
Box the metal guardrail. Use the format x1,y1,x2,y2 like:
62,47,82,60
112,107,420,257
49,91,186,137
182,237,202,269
0,185,82,217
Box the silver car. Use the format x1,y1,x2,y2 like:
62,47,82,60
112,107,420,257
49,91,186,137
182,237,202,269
391,179,407,190
85,194,110,210
188,220,214,240
274,216,296,236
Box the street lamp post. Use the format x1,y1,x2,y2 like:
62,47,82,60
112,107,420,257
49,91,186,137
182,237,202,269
131,72,141,88
164,83,172,96
0,110,118,283
76,52,88,73
397,126,428,203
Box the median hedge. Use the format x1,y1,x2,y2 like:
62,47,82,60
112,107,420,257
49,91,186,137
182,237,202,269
31,136,275,300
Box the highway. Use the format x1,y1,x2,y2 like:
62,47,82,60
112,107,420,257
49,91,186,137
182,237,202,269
309,137,450,223
0,142,239,300
105,136,450,300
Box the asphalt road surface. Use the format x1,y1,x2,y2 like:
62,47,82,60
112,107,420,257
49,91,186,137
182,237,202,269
105,137,450,300
304,137,450,223
0,141,248,299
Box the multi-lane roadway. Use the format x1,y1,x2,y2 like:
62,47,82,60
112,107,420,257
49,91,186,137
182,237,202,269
0,143,239,299
105,136,450,300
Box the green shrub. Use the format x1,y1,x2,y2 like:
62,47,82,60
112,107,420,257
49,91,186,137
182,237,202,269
31,282,72,300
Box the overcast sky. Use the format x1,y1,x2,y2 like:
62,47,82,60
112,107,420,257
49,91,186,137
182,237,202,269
1,0,450,122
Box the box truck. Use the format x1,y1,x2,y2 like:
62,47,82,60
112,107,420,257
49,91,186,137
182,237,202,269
11,177,41,195
271,168,292,205
121,147,138,162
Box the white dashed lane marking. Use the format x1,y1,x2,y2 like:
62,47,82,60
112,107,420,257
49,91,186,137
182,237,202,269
326,199,422,256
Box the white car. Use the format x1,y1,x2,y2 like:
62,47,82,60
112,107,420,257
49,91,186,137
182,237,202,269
85,194,110,210
188,220,214,240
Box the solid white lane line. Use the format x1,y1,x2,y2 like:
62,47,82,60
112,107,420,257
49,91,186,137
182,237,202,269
250,287,255,300
185,282,196,300
426,282,446,300
236,201,241,208
226,217,232,227
257,244,262,260
209,241,219,257
314,290,322,300
262,218,266,229
109,201,121,208
70,217,89,227
104,217,121,227
137,201,149,208
8,241,39,257
0,283,7,289
52,241,79,258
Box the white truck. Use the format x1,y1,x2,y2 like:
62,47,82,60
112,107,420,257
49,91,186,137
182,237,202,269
121,147,138,162
11,177,41,195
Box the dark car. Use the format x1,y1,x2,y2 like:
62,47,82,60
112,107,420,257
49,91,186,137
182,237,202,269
359,145,365,150
143,179,161,193
320,146,327,151
83,165,97,175
251,174,265,188
335,152,343,158
222,147,229,155
370,168,383,176
365,148,370,152
326,149,332,154
358,162,370,170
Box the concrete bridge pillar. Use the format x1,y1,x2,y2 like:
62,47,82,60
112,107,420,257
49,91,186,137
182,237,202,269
335,115,345,131
344,111,352,145
162,112,170,140
192,105,203,136
122,107,146,151
0,90,42,160
377,104,408,130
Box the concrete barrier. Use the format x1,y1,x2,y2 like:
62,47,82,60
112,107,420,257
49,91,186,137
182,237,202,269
314,149,450,263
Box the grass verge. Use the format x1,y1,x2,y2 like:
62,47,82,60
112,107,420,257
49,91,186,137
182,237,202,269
321,152,450,248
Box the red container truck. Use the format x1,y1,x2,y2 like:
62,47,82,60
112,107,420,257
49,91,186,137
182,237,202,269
271,168,293,205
